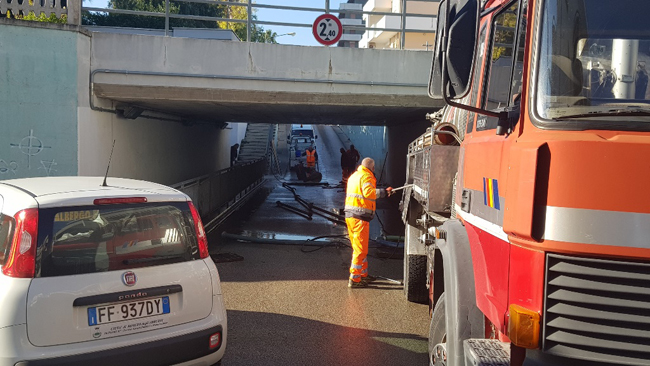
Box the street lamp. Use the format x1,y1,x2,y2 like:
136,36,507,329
263,32,296,43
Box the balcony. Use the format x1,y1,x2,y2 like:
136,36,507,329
340,18,364,27
406,16,436,31
340,33,363,42
360,14,400,46
339,3,364,11
364,0,393,12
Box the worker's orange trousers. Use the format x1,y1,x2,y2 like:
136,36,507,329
346,217,369,282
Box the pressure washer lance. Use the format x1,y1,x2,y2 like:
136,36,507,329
388,184,413,193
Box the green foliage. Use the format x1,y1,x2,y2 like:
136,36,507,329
82,0,276,42
84,0,224,29
83,0,276,42
3,10,67,23
217,3,277,43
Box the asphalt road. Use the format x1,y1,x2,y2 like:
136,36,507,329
209,125,429,366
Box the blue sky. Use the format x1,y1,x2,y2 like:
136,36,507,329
85,0,346,46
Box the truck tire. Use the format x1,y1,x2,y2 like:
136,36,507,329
405,254,428,303
429,293,446,366
404,221,428,303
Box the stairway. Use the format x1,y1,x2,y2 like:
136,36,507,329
236,123,273,163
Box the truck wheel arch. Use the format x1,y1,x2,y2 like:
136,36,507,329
433,219,484,366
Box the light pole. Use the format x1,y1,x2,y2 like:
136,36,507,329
272,32,296,44
263,32,296,43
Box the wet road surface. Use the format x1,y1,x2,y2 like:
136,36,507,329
209,125,429,366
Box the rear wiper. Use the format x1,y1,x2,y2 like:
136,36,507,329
122,255,181,265
554,108,650,120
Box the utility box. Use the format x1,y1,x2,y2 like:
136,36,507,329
407,130,459,214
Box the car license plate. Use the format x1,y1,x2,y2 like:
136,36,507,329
88,296,170,326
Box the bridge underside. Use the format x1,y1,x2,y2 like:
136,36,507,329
90,32,444,127
94,84,440,126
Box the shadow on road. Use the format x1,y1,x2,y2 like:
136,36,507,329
222,310,428,366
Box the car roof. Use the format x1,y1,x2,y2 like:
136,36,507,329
0,176,178,197
0,177,188,211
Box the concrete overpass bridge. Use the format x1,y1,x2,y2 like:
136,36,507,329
89,30,441,126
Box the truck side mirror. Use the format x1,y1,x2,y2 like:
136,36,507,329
315,135,318,139
445,0,479,99
428,0,448,100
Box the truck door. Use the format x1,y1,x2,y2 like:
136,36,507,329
458,0,528,331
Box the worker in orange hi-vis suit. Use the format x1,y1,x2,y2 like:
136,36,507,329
344,157,393,288
304,146,317,168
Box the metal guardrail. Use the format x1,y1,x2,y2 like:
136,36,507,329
171,157,266,224
81,0,438,49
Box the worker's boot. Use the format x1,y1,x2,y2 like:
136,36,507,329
348,279,368,288
362,275,377,284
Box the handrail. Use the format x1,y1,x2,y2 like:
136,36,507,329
80,0,438,49
171,157,267,223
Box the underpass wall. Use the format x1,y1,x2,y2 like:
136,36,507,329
77,109,229,186
0,20,81,178
78,28,231,185
0,20,236,185
338,125,388,184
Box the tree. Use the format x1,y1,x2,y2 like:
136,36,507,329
83,0,277,43
217,2,277,43
84,0,225,29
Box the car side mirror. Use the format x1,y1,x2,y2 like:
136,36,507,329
315,135,318,139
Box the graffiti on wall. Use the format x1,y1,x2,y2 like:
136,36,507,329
1,129,56,177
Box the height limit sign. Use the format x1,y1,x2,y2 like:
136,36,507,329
313,14,343,46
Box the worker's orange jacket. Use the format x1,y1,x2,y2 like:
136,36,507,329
306,149,316,167
344,165,387,222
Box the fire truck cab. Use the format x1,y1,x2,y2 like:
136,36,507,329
402,0,650,365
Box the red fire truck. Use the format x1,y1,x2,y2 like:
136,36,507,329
401,0,650,365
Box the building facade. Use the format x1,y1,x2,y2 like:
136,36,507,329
359,0,438,50
337,0,367,48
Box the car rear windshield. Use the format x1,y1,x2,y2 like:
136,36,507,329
35,202,201,277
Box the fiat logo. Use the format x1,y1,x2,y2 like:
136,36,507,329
122,271,137,286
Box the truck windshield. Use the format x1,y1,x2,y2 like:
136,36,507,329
535,0,650,125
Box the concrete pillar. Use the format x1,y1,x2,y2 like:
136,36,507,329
67,0,81,25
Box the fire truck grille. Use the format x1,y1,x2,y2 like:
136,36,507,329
544,253,650,364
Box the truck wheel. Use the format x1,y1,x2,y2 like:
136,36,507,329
404,221,428,303
429,293,446,366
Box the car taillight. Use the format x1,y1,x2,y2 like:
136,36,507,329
209,332,221,349
188,202,209,259
2,209,38,278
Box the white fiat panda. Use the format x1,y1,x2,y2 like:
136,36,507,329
0,177,226,366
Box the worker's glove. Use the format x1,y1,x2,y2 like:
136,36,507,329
386,187,394,196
